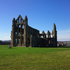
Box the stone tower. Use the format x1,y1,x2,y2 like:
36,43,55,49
11,18,16,47
52,23,57,46
24,16,28,47
11,15,28,47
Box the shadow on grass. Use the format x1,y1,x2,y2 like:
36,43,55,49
33,46,70,48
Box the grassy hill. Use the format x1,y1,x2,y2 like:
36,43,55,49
0,45,70,70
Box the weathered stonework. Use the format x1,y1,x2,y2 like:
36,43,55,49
11,15,57,47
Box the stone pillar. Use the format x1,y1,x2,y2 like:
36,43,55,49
11,28,14,47
22,24,24,46
17,25,19,45
53,23,57,46
24,23,27,47
19,25,22,46
21,25,22,45
11,18,16,47
30,35,33,47
24,16,28,47
44,34,46,39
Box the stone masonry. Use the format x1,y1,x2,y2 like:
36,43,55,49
11,15,57,47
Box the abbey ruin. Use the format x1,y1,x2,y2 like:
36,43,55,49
11,15,57,47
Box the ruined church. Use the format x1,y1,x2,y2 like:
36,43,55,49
11,15,57,47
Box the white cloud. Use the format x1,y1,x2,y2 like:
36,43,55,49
58,29,70,34
4,33,9,35
0,33,11,41
57,29,70,41
0,36,11,41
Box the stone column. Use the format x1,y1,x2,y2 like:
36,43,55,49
53,23,57,46
30,35,33,47
11,26,15,47
11,18,16,47
24,16,28,47
22,25,24,46
24,23,27,47
17,25,19,45
19,25,22,46
44,34,46,39
21,25,22,45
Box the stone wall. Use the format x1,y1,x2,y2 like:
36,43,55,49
11,15,57,47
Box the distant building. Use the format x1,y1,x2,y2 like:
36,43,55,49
0,40,3,45
11,15,57,47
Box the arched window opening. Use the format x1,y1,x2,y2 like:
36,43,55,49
15,39,17,44
46,35,48,38
21,20,23,23
19,18,21,23
22,25,24,29
18,32,20,35
15,32,17,34
41,36,43,38
17,20,19,23
19,25,21,28
19,39,20,44
51,35,53,38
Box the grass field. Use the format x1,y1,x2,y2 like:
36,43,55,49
0,45,70,70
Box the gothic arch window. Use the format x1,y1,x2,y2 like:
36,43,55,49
22,25,24,29
41,36,43,38
19,32,20,34
19,25,21,28
19,18,21,23
46,35,48,38
15,39,17,44
15,32,17,34
17,20,19,23
18,38,20,44
21,20,23,23
51,35,53,38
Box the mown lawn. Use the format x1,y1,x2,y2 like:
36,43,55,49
0,45,70,70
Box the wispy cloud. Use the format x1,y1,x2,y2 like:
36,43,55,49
57,29,70,41
0,33,11,40
4,33,9,35
0,36,11,41
58,29,70,34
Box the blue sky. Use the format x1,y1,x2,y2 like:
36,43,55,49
0,0,70,41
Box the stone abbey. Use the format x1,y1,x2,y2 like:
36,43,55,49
11,15,57,47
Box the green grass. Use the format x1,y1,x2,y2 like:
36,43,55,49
0,45,70,70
